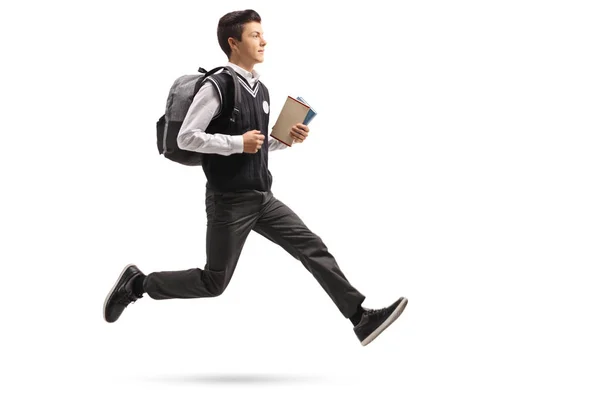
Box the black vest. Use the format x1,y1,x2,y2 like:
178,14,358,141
201,70,271,192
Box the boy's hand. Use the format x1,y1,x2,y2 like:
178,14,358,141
242,130,264,153
290,123,309,144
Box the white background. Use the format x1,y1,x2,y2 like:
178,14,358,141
1,0,599,398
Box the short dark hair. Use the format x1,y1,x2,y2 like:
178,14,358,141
217,9,262,59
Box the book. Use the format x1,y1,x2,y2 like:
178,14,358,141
297,96,317,125
270,96,317,146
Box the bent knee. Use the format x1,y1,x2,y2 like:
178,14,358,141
204,272,229,297
209,284,227,297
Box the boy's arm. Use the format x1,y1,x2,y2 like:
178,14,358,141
268,136,289,151
177,81,244,155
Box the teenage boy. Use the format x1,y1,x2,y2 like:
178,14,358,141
104,9,408,346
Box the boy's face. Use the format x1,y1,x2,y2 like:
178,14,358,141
230,21,267,64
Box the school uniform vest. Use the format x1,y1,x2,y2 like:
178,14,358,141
201,70,272,192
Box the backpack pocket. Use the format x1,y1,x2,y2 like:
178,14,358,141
156,114,166,154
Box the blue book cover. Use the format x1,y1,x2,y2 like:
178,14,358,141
297,97,317,125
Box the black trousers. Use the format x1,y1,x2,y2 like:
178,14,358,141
144,188,365,318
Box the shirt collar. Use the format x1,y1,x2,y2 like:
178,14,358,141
226,61,260,82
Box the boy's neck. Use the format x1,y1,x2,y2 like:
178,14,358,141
228,58,255,74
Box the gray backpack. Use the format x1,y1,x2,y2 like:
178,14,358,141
156,65,242,166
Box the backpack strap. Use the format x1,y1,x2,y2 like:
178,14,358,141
223,66,242,125
193,66,242,124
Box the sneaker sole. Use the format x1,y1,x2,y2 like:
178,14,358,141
103,263,136,323
361,297,408,346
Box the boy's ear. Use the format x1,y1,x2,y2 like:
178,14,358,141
228,37,237,52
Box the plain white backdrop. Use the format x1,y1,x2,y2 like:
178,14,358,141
1,0,599,398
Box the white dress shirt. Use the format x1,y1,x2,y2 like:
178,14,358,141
177,62,288,155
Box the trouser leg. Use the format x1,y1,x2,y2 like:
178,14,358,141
144,189,263,299
252,191,365,318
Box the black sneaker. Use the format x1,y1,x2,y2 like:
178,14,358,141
104,264,144,323
353,297,408,346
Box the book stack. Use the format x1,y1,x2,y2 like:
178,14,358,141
270,96,317,146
